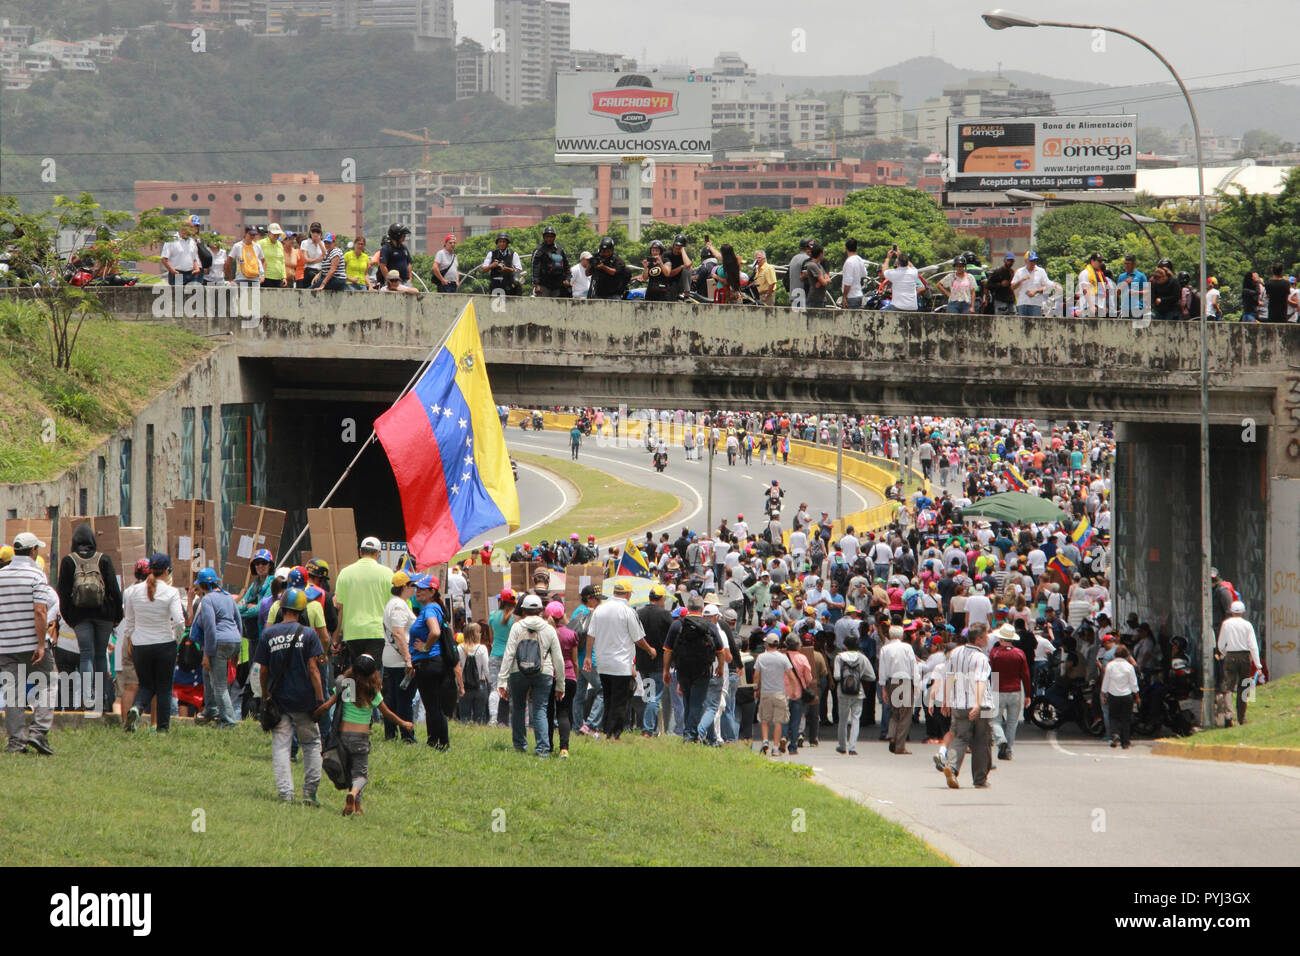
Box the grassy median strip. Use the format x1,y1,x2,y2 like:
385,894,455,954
0,302,211,483
1179,672,1300,750
460,450,679,558
1,723,946,866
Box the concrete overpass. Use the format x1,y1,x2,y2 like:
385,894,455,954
6,287,1300,677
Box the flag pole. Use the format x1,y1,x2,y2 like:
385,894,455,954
280,302,469,562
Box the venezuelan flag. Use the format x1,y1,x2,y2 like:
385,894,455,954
1070,515,1095,550
616,537,652,577
1000,463,1027,491
374,302,519,565
1048,554,1075,585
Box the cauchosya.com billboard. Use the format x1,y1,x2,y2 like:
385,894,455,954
947,115,1137,190
555,71,712,163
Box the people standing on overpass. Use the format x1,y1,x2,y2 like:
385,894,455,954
379,223,413,285
483,233,523,296
1264,261,1292,324
161,218,203,286
786,238,812,308
530,226,572,298
752,249,776,306
840,239,867,309
665,235,692,298
985,252,1017,315
258,223,287,289
1217,600,1261,727
229,225,265,287
1011,251,1049,317
571,251,592,298
432,234,459,292
1116,253,1147,319
590,238,628,299
311,233,347,291
881,246,922,312
344,235,372,290
299,222,325,288
941,256,976,314
801,242,831,309
1149,260,1181,321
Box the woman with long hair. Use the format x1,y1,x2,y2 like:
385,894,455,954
407,575,462,750
121,554,185,733
718,244,742,304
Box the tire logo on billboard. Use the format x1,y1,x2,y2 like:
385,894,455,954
588,74,679,133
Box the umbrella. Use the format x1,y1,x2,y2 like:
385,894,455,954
959,491,1069,524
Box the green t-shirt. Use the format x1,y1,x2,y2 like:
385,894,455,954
334,557,392,641
342,687,382,724
268,599,325,632
258,238,286,281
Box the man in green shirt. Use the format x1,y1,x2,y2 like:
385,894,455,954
259,223,287,288
333,536,394,668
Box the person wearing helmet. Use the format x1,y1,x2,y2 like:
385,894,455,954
237,547,274,647
1205,275,1222,320
482,232,523,296
666,234,693,297
590,237,628,299
379,222,412,285
531,224,573,298
986,251,1017,315
497,592,565,755
942,254,976,314
254,585,328,803
0,544,12,569
189,568,243,727
120,554,185,734
639,239,674,302
432,234,459,292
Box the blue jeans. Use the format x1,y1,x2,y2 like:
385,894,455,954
1016,304,1042,316
508,671,553,754
641,671,665,734
946,301,971,314
170,271,202,286
75,618,114,713
437,282,458,293
1242,313,1258,323
783,697,805,754
697,675,727,744
202,642,241,725
723,672,740,742
677,672,710,742
577,667,603,728
845,295,862,309
668,670,685,734
877,682,892,738
1155,310,1182,321
994,300,1015,315
992,691,1024,751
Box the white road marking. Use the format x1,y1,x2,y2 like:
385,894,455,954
1047,730,1129,758
509,463,572,540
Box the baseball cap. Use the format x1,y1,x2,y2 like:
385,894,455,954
723,608,738,622
650,584,667,599
387,269,401,280
148,553,171,574
323,232,335,243
392,571,412,587
764,633,780,645
702,604,720,618
268,222,284,236
188,215,202,226
1004,252,1016,260
1230,600,1246,614
12,531,45,550
613,579,632,594
1026,250,1039,261
410,573,434,589
444,234,457,243
580,251,592,260
360,536,382,551
519,593,543,611
499,587,517,603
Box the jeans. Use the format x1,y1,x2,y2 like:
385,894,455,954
508,671,553,754
131,641,177,731
201,642,241,725
170,271,203,286
723,672,740,742
946,301,971,314
676,672,711,742
845,295,862,309
837,695,864,750
437,282,458,293
382,666,416,741
991,691,1024,752
994,300,1015,315
1155,310,1182,321
487,656,508,725
641,671,665,734
1016,304,1043,317
599,672,634,738
75,618,114,713
783,697,805,753
577,666,604,728
459,684,489,724
0,650,54,747
668,670,684,733
877,681,892,738
1107,694,1134,746
697,675,727,744
272,712,321,800
548,677,576,752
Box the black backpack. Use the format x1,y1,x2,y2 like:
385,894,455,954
839,654,863,696
516,628,543,675
463,646,481,686
673,616,717,681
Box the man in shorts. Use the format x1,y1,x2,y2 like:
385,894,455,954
753,631,792,757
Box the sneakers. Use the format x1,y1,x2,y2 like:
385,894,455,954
835,746,846,754
301,796,320,807
778,738,788,754
193,712,215,725
848,749,858,755
559,749,569,759
1110,736,1119,748
579,724,599,737
28,735,53,756
934,753,946,772
125,707,140,733
1001,750,1013,760
997,742,1009,760
6,742,27,754
943,766,960,789
759,740,770,755
279,793,296,804
797,733,806,748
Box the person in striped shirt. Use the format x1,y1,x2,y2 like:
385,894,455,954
941,621,994,789
0,532,55,754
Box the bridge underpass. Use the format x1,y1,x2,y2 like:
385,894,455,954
4,287,1298,676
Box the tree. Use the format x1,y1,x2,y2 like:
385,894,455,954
1213,166,1300,276
0,193,183,370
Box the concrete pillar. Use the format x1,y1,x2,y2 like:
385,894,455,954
1266,382,1300,677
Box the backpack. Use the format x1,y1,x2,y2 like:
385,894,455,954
463,646,481,686
69,552,106,609
839,654,863,696
673,616,717,681
515,628,543,676
176,629,204,671
238,242,260,279
905,591,920,614
195,237,213,270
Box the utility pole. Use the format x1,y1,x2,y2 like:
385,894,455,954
706,431,715,539
835,417,844,524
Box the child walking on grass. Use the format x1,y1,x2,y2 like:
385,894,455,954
313,654,412,816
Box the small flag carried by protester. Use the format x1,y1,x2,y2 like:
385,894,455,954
616,537,652,577
1000,463,1027,491
1048,553,1075,585
374,301,520,565
1070,515,1095,550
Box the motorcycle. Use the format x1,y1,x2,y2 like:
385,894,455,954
653,450,667,473
1029,678,1106,736
1132,674,1196,737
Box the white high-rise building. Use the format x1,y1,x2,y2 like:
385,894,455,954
491,0,570,106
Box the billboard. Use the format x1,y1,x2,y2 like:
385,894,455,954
555,71,712,164
947,115,1137,192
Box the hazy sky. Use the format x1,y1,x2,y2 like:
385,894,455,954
460,0,1300,88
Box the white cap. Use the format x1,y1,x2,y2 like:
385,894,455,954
702,604,720,617
1230,600,1245,615
12,531,45,550
360,536,382,552
274,566,292,582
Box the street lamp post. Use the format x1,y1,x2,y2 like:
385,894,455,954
985,10,1215,727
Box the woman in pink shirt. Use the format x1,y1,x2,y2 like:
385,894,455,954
547,601,578,758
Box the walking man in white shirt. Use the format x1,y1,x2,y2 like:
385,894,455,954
942,622,993,789
878,625,919,754
841,239,867,308
588,579,654,739
1217,600,1262,726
